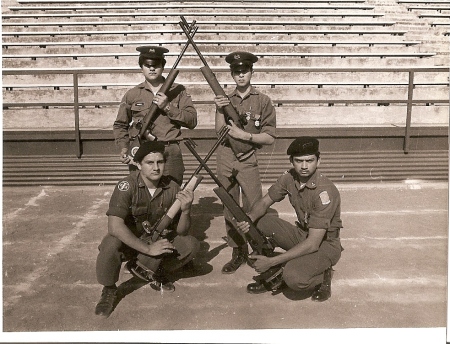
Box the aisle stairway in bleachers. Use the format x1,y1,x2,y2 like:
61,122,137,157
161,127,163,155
2,0,449,185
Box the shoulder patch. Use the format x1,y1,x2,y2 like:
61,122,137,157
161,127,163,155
282,170,289,175
118,181,130,191
319,191,330,205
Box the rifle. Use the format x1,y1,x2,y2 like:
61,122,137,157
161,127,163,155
130,126,230,281
179,16,256,162
136,20,198,144
184,139,284,291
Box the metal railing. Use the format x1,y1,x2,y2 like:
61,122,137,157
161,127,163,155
3,66,449,157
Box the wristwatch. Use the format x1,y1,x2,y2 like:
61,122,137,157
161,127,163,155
164,104,170,113
249,133,253,142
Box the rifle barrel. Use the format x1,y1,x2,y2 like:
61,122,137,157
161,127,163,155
191,126,229,176
179,17,209,67
184,140,223,186
173,21,198,68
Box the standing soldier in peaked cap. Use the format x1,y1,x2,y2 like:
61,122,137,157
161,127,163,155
213,51,276,274
113,46,198,185
235,137,343,300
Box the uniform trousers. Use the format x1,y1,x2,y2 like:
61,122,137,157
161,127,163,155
96,233,200,286
129,143,185,185
256,215,342,291
216,145,263,248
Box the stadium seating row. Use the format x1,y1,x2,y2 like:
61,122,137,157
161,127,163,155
2,0,448,146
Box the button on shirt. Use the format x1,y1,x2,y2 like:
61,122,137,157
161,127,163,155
113,81,197,150
268,169,343,232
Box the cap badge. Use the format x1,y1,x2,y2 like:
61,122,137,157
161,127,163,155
148,48,155,53
234,54,241,60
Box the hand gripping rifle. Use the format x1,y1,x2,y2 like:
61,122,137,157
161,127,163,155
184,140,284,291
137,20,198,143
179,16,256,162
130,126,231,281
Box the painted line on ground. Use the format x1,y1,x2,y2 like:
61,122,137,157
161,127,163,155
3,187,50,223
342,236,447,241
3,192,110,309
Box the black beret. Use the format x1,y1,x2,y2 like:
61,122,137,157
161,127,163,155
287,137,320,156
225,51,258,71
133,141,166,162
136,46,169,60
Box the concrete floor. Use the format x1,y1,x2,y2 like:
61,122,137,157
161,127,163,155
1,181,448,343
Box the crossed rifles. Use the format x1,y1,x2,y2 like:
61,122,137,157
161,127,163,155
135,16,284,292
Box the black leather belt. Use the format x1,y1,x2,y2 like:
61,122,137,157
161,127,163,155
158,141,179,146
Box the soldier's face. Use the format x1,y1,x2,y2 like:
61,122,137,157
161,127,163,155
137,152,165,182
141,59,164,82
291,154,320,181
231,68,252,88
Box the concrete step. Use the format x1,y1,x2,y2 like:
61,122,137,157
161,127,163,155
2,150,448,186
3,104,449,130
3,69,447,84
2,55,440,69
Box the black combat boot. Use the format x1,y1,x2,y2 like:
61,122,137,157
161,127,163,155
221,246,248,274
95,286,118,317
311,266,333,302
247,281,269,294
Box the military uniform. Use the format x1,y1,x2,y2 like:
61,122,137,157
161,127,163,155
256,168,343,291
217,86,276,244
96,172,199,287
216,52,276,261
113,46,197,185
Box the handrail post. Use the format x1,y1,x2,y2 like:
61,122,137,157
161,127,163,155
73,72,82,158
403,71,414,154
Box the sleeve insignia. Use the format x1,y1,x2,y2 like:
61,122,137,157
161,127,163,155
118,181,130,191
319,191,330,205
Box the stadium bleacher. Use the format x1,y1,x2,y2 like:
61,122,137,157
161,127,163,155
2,0,449,185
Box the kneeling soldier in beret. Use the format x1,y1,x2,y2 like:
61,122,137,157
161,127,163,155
213,51,277,274
113,46,198,185
95,141,200,318
235,137,343,301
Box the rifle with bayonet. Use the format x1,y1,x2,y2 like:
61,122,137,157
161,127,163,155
179,16,256,162
184,139,284,291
